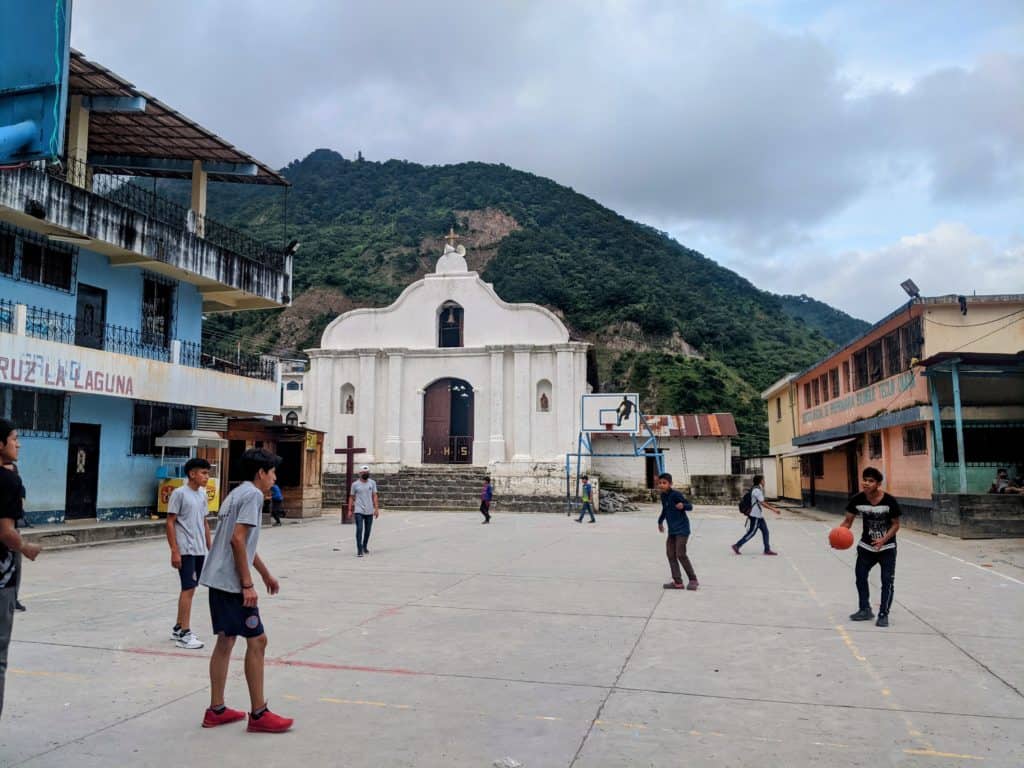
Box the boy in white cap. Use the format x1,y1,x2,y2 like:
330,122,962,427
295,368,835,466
348,465,379,557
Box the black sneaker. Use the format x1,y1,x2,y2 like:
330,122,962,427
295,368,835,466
14,600,26,612
849,609,875,621
875,615,889,628
357,550,364,558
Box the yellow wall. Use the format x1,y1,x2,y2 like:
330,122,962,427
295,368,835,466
922,301,1024,358
766,384,799,451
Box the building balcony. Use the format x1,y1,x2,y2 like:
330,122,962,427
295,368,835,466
0,160,292,312
0,300,279,415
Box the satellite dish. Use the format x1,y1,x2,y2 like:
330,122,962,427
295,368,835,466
456,244,466,257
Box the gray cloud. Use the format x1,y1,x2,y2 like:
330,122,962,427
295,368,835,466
71,1,1022,262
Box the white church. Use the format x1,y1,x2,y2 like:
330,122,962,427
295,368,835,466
303,241,590,492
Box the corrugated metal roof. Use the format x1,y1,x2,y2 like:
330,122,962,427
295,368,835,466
603,413,739,438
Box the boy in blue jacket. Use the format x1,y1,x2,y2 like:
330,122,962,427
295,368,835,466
657,472,698,590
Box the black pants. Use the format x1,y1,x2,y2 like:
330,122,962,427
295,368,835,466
735,516,770,552
855,546,896,615
355,514,374,552
271,500,283,524
577,502,595,522
480,501,491,522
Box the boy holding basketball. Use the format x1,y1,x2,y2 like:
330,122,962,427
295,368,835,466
841,467,900,628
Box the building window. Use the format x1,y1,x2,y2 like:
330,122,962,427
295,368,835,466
842,361,851,393
903,425,927,455
801,454,824,478
285,411,299,426
868,432,883,459
812,378,820,406
820,373,830,402
438,301,464,348
900,317,923,367
132,402,194,455
853,350,868,390
804,383,812,409
141,276,175,349
866,340,884,384
883,332,901,378
0,230,14,276
775,397,782,422
286,381,300,391
829,368,840,399
1,386,66,436
20,240,74,291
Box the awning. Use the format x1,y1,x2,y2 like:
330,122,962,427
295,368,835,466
782,438,855,458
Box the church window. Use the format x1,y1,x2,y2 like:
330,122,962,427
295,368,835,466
286,381,300,391
536,379,552,412
285,411,298,426
438,301,464,348
340,383,355,414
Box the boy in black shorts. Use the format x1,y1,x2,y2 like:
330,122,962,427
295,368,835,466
198,448,293,733
165,458,212,649
842,466,901,628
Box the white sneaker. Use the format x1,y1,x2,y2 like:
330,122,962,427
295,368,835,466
175,631,204,650
170,627,182,641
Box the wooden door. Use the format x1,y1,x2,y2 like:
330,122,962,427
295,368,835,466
423,379,451,463
65,423,101,520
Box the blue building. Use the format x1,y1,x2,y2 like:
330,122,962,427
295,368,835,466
0,50,292,524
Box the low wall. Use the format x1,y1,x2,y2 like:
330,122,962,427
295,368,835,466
690,474,753,503
799,490,1024,538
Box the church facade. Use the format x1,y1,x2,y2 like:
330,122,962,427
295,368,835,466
304,244,589,487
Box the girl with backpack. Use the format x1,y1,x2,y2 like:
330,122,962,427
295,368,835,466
732,474,780,555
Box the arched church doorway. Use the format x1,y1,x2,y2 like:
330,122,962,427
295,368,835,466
423,378,474,464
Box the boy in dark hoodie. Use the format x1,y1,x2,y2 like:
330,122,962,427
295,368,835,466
657,473,698,590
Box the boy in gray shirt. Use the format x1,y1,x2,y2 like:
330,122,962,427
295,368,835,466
198,448,293,734
166,458,212,649
349,465,379,557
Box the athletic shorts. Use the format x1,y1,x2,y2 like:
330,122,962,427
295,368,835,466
208,587,265,638
178,555,205,591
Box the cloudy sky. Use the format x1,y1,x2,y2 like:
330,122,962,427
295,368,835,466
71,0,1023,320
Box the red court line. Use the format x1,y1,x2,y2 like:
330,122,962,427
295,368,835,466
123,647,425,677
278,605,405,659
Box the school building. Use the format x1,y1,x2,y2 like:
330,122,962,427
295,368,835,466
781,294,1023,536
760,374,801,501
0,50,292,523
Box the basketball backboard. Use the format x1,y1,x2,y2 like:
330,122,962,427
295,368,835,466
581,393,639,434
0,0,73,163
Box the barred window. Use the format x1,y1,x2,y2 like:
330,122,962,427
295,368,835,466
775,397,782,422
0,386,65,436
20,240,73,291
853,350,869,390
883,332,902,378
842,361,851,393
801,454,824,478
829,368,840,399
0,230,14,276
812,378,821,406
132,402,194,455
903,425,927,455
868,432,883,459
866,341,884,385
804,383,812,409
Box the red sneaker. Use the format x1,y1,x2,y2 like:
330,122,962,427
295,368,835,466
764,550,779,556
686,580,699,591
662,582,685,589
202,706,246,728
247,707,294,733
731,544,741,555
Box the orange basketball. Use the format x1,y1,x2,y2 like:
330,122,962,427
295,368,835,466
829,526,854,550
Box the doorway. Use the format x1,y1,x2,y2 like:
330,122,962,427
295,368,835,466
422,378,474,463
65,423,101,520
75,284,107,350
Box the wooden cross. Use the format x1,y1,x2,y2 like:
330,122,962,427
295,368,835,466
445,227,459,246
334,435,366,524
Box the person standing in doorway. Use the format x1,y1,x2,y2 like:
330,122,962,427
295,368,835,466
349,465,379,557
657,472,698,590
199,448,292,733
576,475,596,523
843,467,901,628
166,458,213,650
731,474,780,556
269,483,284,527
480,476,493,524
0,419,42,720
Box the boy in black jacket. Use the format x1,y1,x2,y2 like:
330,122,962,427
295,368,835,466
657,473,698,590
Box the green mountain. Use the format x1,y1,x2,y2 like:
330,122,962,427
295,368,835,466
198,149,850,453
778,294,869,345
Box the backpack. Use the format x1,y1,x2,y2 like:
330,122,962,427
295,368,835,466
738,489,753,516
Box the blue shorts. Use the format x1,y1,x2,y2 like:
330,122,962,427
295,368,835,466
208,587,264,638
177,555,205,591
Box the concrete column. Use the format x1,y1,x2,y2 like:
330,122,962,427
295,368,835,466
190,159,208,238
489,348,506,463
67,95,89,188
512,346,532,461
928,374,946,493
358,351,376,461
951,363,967,493
13,303,27,336
556,345,573,458
384,352,403,463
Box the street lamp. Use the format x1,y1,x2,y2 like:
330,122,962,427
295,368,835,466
900,279,920,299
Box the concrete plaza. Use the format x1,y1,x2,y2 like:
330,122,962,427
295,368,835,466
2,507,1022,767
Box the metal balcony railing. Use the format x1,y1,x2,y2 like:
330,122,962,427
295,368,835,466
40,158,286,271
8,301,276,382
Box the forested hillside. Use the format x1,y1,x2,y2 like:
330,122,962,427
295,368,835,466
192,150,866,453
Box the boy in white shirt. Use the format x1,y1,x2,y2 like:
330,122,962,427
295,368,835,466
166,458,212,649
731,474,780,556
